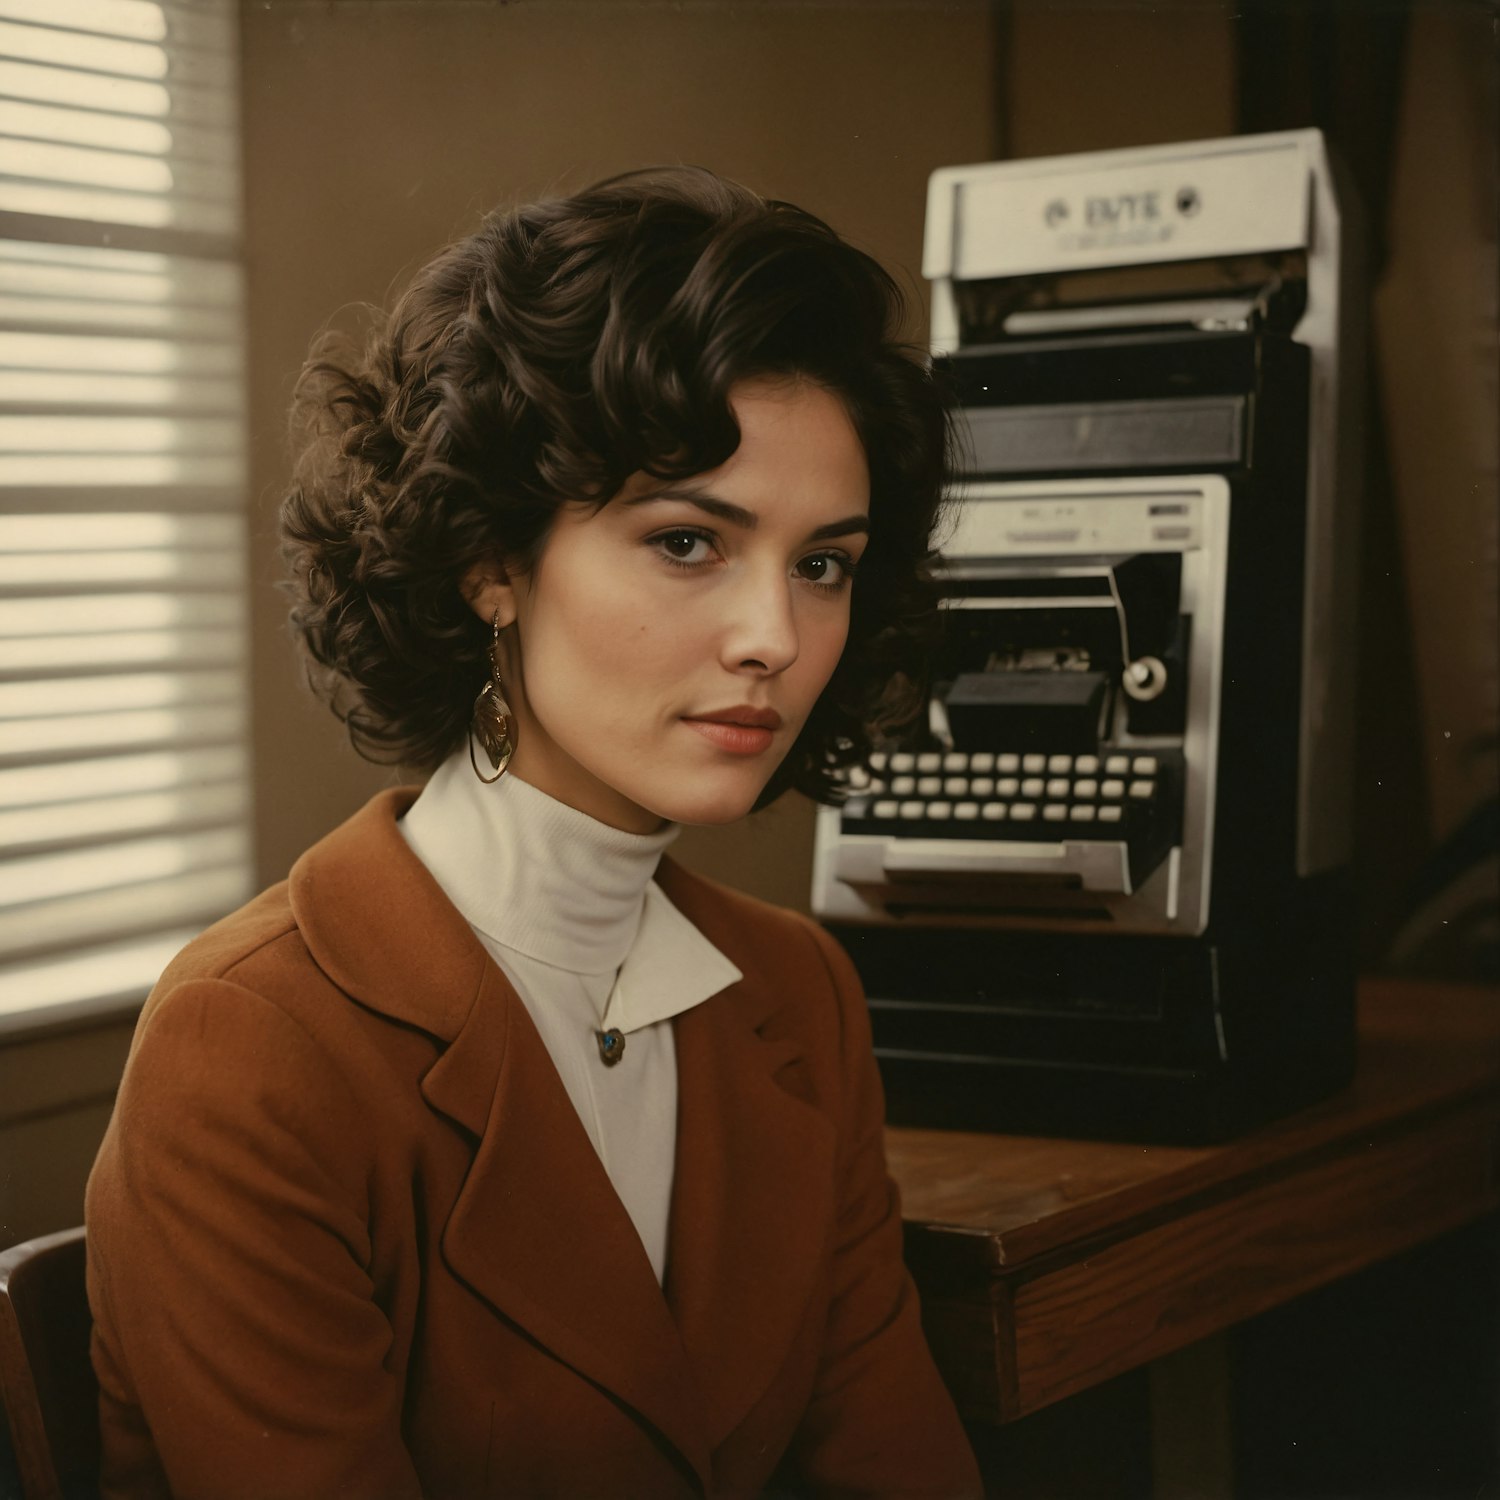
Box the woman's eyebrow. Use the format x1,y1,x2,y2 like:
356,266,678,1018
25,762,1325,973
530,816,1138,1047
807,515,871,541
624,487,870,541
623,487,757,527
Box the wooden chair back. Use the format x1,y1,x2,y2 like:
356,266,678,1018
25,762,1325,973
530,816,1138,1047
0,1228,98,1500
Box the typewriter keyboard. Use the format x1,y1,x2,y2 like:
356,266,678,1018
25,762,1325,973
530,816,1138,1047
838,748,1183,843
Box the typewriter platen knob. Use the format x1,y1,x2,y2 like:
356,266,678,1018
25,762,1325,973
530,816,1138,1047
1122,655,1169,702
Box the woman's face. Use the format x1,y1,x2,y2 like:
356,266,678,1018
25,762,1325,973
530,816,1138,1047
469,376,870,832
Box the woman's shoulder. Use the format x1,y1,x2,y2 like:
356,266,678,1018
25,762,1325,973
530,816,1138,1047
139,880,334,1038
153,878,299,990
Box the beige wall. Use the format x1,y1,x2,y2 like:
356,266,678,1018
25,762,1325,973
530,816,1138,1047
1004,0,1237,154
241,0,1003,907
1374,0,1499,842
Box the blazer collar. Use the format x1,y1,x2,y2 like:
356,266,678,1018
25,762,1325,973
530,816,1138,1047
288,786,485,1043
288,789,838,1486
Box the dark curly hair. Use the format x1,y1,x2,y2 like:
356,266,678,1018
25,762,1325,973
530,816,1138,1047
280,166,954,808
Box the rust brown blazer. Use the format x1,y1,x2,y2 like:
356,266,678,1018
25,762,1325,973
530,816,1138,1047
85,789,980,1500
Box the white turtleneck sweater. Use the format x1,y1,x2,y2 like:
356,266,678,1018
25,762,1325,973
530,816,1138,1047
397,753,743,1283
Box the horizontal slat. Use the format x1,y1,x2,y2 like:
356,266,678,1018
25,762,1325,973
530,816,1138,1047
0,239,240,301
0,371,243,409
0,295,240,336
0,2,167,46
0,177,235,234
0,625,242,671
0,511,239,548
0,824,247,905
0,589,243,634
0,703,245,759
0,100,233,165
0,135,170,191
0,779,247,854
0,235,204,277
0,57,168,116
0,94,168,151
0,744,246,808
0,545,242,587
0,18,167,78
0,328,238,371
0,862,249,961
0,413,242,451
0,451,241,484
0,667,238,715
0,928,203,1034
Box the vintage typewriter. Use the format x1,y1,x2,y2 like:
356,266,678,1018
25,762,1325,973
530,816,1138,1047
813,131,1363,1141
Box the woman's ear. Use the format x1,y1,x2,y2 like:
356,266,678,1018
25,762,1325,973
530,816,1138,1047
461,558,519,629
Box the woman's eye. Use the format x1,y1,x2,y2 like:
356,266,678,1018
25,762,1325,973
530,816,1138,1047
652,530,716,566
795,552,857,590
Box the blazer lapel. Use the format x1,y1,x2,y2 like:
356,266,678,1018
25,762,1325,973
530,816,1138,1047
422,962,714,1491
661,900,838,1452
292,791,712,1489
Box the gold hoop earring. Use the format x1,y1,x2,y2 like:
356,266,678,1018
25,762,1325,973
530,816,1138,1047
468,609,516,784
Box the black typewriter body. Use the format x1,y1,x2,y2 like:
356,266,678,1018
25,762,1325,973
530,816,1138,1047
812,133,1362,1142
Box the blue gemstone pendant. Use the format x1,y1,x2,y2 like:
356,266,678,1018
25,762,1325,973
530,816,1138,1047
596,1028,626,1067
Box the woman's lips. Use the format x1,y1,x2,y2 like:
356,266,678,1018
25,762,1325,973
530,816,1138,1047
681,718,776,755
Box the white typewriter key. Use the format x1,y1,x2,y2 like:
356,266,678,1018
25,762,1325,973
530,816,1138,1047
1072,804,1097,822
1100,779,1125,798
916,752,942,773
997,754,1021,773
1074,778,1098,798
1042,804,1067,822
971,777,995,797
1099,805,1124,823
917,775,942,796
1132,755,1159,775
1105,755,1130,775
955,802,980,820
970,752,995,773
869,752,888,772
1075,755,1100,775
1010,802,1037,821
867,779,886,795
846,766,870,788
981,802,1007,820
890,752,915,772
996,777,1020,797
943,752,968,772
944,776,968,796
1129,779,1155,799
1022,754,1046,773
1047,754,1072,773
926,801,952,819
873,799,899,818
1045,778,1069,798
898,800,925,819
891,776,915,795
1021,777,1045,798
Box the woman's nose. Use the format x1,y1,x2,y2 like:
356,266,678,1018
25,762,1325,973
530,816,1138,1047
721,567,800,675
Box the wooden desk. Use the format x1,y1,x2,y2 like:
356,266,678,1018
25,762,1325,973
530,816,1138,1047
886,979,1500,1426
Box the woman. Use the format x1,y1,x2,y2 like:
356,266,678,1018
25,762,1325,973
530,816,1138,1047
85,168,981,1500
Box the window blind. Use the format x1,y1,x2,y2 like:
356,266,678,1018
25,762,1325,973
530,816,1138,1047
0,0,251,1033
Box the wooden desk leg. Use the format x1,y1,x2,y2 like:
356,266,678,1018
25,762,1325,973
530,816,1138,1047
1148,1334,1234,1500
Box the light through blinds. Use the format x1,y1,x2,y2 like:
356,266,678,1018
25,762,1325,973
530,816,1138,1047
0,0,251,1032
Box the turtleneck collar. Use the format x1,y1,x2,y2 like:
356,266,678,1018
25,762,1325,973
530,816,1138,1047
397,753,680,977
